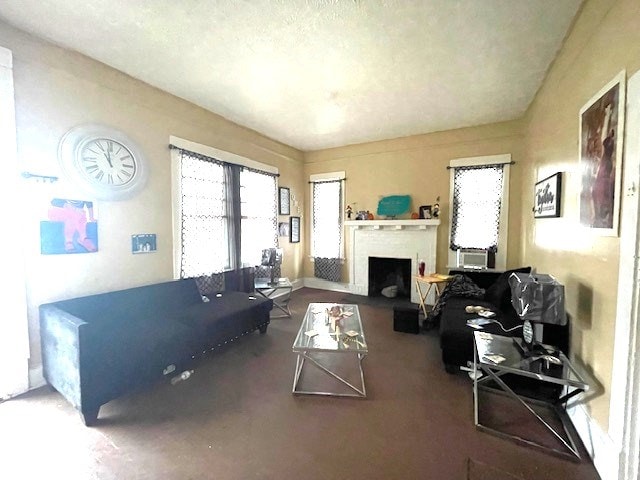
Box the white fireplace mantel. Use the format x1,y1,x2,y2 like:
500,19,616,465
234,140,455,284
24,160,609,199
345,219,440,304
344,219,440,229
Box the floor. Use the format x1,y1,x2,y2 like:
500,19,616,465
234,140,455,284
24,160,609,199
0,288,601,480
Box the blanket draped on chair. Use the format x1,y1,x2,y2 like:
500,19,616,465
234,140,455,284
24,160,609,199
427,274,485,323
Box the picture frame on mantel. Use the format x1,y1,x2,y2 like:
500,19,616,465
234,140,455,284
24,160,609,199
579,70,626,236
279,187,290,215
533,172,562,218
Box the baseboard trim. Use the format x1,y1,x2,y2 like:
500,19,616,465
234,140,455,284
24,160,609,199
29,366,46,390
567,402,618,479
302,277,352,293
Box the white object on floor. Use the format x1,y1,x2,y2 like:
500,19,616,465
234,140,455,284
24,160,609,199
381,285,398,298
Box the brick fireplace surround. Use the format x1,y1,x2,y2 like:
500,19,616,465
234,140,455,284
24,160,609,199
345,220,440,304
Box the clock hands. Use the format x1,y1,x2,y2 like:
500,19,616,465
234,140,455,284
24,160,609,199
104,141,114,168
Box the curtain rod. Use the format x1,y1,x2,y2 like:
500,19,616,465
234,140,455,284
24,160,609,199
446,161,515,170
169,144,279,177
308,178,346,184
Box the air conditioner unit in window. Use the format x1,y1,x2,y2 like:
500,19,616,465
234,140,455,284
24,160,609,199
456,249,488,270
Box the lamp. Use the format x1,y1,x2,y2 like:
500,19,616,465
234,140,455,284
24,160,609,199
260,247,283,286
508,272,566,358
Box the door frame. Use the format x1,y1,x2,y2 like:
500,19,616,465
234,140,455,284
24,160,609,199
0,45,30,400
610,69,640,480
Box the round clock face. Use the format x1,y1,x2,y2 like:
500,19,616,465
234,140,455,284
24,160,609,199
522,319,534,345
78,138,137,187
59,124,147,200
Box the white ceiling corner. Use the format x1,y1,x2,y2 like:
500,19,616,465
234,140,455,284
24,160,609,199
0,0,582,151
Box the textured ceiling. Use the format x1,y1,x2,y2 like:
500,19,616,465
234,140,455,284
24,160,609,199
0,0,582,151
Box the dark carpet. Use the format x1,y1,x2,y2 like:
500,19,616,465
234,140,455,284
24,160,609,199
467,458,525,480
0,288,600,479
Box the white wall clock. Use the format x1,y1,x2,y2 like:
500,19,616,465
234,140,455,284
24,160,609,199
58,124,148,200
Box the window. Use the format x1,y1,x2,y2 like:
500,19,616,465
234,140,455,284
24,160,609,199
172,137,279,280
311,172,345,282
180,153,229,277
240,169,277,267
448,155,510,270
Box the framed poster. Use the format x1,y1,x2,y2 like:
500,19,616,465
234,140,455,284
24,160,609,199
534,173,562,218
579,71,626,235
279,187,290,215
290,216,300,243
40,198,98,254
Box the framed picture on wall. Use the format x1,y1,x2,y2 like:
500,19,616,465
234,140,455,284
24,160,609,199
279,187,290,215
290,216,300,243
132,233,157,253
579,70,626,236
278,221,290,237
534,173,562,218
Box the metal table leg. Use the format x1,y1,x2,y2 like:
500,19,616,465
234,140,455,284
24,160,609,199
473,343,583,460
292,350,367,398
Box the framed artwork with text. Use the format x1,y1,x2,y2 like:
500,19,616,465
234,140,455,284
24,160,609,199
279,187,290,215
534,173,562,218
290,216,300,243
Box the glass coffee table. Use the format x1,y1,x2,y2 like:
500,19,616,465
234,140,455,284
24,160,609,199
473,331,589,460
292,303,368,398
254,277,292,318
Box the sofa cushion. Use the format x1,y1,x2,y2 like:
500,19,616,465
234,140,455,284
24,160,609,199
177,291,272,341
484,267,532,314
439,296,521,367
54,279,203,326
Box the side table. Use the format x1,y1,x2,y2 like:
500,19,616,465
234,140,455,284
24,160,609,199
473,331,589,460
414,274,451,318
254,277,293,318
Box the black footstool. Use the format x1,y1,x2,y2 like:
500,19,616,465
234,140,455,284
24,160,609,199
393,305,420,334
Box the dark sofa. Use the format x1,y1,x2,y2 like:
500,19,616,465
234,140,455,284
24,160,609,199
39,277,272,425
439,268,569,373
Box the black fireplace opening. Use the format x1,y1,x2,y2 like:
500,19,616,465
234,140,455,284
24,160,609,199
368,257,411,298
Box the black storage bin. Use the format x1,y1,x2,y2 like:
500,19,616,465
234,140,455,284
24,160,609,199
393,305,420,334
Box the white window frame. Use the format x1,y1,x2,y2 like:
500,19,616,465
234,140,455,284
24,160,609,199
310,171,346,261
447,154,511,270
171,135,278,278
0,46,29,398
240,168,278,267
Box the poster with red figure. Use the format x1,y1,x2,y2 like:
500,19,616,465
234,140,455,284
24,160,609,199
40,198,98,254
579,71,626,236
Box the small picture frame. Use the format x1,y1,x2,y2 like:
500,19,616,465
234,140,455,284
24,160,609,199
132,233,157,254
279,187,290,215
534,172,562,218
290,216,300,243
278,221,290,237
419,205,432,219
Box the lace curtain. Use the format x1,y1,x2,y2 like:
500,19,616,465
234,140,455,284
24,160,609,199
450,164,504,252
312,180,343,282
176,146,278,293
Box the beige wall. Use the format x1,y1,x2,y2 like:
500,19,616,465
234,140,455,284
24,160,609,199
0,21,305,373
303,120,525,279
519,0,640,429
5,0,638,438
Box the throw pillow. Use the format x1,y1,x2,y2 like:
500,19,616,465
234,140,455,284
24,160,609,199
484,267,532,313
